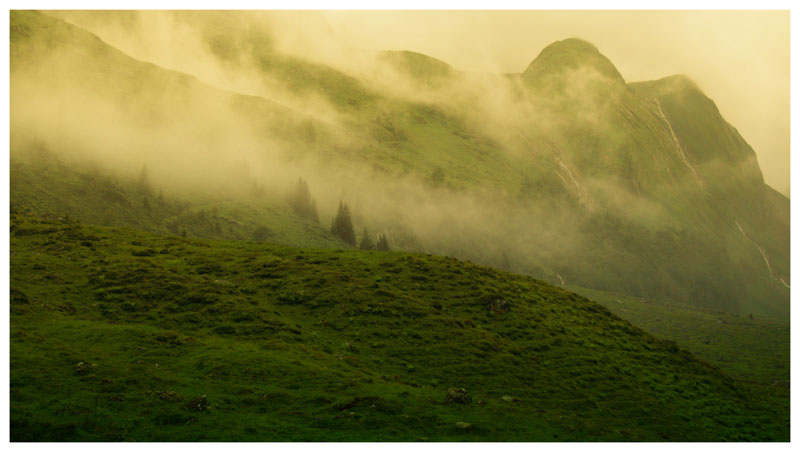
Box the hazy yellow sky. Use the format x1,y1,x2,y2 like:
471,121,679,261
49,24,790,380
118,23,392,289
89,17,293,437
263,10,789,196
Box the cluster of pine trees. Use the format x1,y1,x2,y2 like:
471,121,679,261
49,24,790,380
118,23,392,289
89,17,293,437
289,177,389,251
361,227,389,251
330,202,389,251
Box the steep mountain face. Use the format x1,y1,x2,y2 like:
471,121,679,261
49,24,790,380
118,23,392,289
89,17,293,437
10,11,789,319
508,38,789,317
630,75,789,316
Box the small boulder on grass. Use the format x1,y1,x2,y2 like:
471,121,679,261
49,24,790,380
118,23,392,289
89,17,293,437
158,391,183,402
445,387,471,404
183,395,208,411
487,299,509,314
74,361,96,376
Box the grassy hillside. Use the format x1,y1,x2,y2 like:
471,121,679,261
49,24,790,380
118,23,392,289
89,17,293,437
9,136,342,249
568,286,789,386
10,214,789,441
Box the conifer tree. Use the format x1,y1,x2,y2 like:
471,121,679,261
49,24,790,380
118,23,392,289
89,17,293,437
331,201,356,246
289,177,319,223
429,167,445,186
359,227,375,250
376,233,390,251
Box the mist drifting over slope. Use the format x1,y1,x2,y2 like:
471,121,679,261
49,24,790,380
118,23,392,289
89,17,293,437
51,10,787,195
10,10,789,319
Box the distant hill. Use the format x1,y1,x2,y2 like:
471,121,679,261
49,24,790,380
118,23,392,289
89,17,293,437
376,50,455,87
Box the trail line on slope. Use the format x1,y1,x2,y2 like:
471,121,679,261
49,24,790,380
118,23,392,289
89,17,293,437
735,219,789,289
655,100,704,188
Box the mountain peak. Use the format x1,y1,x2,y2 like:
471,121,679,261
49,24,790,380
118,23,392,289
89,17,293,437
522,38,625,87
545,37,599,52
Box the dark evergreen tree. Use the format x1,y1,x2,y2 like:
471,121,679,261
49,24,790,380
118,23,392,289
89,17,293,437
331,201,356,246
359,227,375,250
429,166,445,186
288,177,319,222
376,233,389,251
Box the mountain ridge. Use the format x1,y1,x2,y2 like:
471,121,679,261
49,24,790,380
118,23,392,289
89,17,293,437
10,10,789,319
